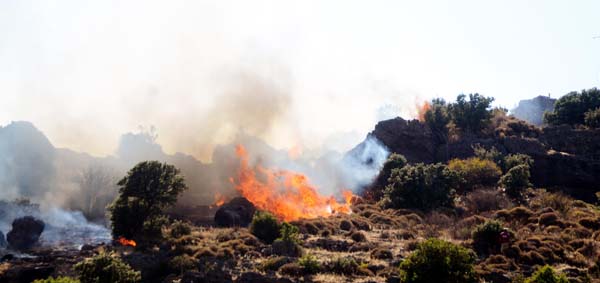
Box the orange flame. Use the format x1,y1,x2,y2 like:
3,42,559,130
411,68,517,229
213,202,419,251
213,192,227,207
231,145,354,221
117,237,136,247
416,101,431,121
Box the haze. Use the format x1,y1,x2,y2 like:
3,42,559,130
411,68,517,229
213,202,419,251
1,0,598,160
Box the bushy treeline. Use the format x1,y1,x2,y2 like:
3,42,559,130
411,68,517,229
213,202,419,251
544,87,600,128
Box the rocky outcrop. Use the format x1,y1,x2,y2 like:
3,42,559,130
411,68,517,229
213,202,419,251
214,197,256,227
368,116,600,200
7,216,45,251
511,95,556,126
370,117,435,163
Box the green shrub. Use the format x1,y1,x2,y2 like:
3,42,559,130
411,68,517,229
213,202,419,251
168,254,198,275
503,153,533,172
399,238,478,283
524,265,569,283
272,222,303,257
473,145,504,167
298,254,321,274
169,220,192,238
108,161,187,244
250,211,281,244
368,153,408,200
498,164,532,197
384,163,460,211
584,107,600,128
471,220,510,255
544,88,600,126
448,157,502,191
74,252,141,283
33,277,80,283
328,257,360,275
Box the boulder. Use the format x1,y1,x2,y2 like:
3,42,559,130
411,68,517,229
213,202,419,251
0,230,6,248
370,117,435,163
7,216,45,251
214,197,256,227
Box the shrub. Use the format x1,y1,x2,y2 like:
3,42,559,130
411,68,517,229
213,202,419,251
33,277,80,283
272,222,303,257
503,153,533,172
498,164,531,198
473,145,503,167
350,231,367,242
472,220,509,255
384,163,460,211
368,153,408,200
328,257,360,275
168,255,198,275
448,93,495,134
250,211,281,244
74,252,141,283
544,87,600,126
169,220,192,238
524,265,569,283
259,256,291,271
399,238,478,283
108,161,187,243
448,157,501,191
298,254,321,274
464,189,511,213
584,107,600,128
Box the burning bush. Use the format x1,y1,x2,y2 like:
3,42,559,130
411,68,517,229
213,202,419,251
384,163,460,211
74,252,141,283
250,211,281,244
399,238,478,283
108,161,187,244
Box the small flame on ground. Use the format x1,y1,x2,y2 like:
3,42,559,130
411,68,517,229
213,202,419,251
117,237,136,247
416,101,431,121
230,144,354,221
213,192,227,207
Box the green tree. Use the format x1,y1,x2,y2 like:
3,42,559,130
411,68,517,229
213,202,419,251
448,93,495,133
424,98,451,144
384,163,460,211
74,252,141,283
399,238,478,283
367,153,408,201
584,107,600,128
108,161,187,242
448,157,502,192
544,88,600,126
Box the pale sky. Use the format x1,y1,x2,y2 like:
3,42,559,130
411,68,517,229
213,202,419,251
1,0,599,159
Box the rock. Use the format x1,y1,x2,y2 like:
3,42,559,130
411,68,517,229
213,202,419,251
7,216,44,251
181,270,233,283
370,117,435,163
0,230,6,248
214,197,256,227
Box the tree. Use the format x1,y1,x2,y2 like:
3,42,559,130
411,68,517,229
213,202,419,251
424,98,451,144
367,153,408,201
448,93,495,134
498,164,531,198
108,161,187,242
399,238,478,283
524,265,569,283
584,107,600,128
70,165,118,222
448,157,502,192
384,163,460,211
544,88,600,126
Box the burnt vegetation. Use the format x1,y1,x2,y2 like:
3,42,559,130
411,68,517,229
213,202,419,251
4,89,600,283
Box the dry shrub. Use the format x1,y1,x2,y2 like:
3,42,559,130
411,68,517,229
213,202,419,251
566,252,589,267
563,226,592,239
424,211,453,227
371,248,394,260
533,192,573,215
476,255,518,281
518,250,546,266
538,212,560,226
339,220,353,231
350,218,372,231
396,229,416,240
279,263,304,277
259,256,291,271
495,206,534,222
464,189,511,213
452,215,488,240
544,225,562,234
578,217,600,230
350,231,367,242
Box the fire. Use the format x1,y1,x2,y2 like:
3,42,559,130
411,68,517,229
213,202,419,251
117,237,136,247
231,145,354,221
416,101,431,121
288,144,303,160
213,192,227,207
